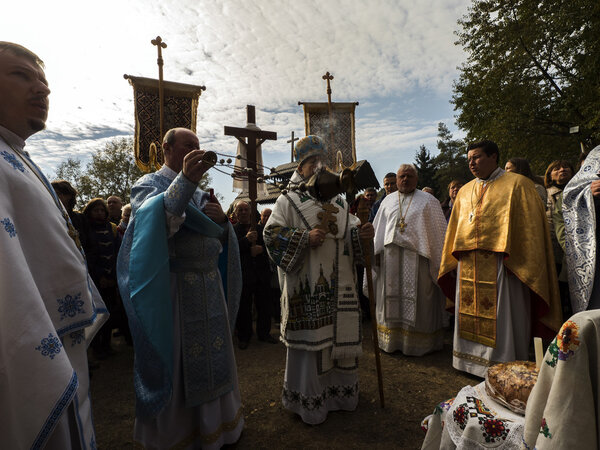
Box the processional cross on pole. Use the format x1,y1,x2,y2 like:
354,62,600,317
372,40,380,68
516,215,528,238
224,105,277,226
151,36,167,143
322,71,336,156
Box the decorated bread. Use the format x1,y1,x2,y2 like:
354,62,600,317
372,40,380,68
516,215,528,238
485,361,538,415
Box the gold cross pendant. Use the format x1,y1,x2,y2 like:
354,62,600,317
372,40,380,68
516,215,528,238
398,220,406,233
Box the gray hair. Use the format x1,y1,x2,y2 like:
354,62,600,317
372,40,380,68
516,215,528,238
397,164,418,175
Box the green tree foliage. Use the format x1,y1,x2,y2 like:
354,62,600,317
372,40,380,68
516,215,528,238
414,145,439,195
452,0,600,173
433,123,473,197
56,138,143,208
55,137,213,209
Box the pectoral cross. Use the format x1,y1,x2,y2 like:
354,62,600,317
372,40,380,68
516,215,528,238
397,220,407,233
316,203,339,235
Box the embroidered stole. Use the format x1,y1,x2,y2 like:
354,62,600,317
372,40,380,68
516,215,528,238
384,244,419,327
281,192,362,359
459,250,498,347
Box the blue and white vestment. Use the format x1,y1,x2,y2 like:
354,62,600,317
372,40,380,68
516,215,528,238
563,145,600,312
117,165,243,449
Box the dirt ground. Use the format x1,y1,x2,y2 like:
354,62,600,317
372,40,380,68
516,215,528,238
91,323,479,449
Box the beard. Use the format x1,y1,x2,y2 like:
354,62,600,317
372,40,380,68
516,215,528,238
28,118,46,133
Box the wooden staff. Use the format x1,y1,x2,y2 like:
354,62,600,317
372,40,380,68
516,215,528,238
356,196,385,408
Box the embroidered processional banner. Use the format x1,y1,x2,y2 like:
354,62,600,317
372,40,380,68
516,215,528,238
124,75,205,173
299,102,358,170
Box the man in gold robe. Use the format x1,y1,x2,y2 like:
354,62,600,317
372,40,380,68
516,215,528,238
438,140,562,377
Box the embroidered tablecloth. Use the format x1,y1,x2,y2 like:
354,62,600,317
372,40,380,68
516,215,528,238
421,382,525,449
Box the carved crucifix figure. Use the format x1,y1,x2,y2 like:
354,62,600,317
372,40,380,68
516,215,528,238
224,105,277,226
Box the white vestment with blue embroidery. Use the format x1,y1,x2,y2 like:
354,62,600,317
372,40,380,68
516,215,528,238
0,126,108,449
117,165,243,449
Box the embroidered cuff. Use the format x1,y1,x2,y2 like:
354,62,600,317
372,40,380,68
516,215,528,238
164,172,198,217
264,225,309,273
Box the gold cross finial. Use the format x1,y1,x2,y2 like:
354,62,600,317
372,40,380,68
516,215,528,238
322,71,334,98
151,36,167,50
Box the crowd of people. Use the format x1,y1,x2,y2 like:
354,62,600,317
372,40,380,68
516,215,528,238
2,40,597,448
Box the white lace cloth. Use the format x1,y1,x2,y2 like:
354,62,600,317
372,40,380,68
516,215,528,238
421,382,525,450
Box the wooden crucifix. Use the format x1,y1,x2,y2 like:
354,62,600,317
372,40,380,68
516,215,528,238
151,36,167,142
287,131,299,162
224,105,277,226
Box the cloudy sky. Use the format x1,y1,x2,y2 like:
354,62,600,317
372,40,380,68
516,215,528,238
3,0,470,207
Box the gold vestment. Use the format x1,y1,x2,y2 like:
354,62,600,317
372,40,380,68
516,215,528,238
438,172,562,346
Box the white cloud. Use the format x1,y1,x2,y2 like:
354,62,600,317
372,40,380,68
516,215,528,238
3,0,470,207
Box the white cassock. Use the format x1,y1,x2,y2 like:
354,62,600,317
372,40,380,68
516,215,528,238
370,189,447,356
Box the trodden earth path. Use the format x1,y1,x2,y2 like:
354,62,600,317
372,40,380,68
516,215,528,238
91,323,478,449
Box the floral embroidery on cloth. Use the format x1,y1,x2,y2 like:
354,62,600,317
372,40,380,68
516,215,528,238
35,333,63,359
453,403,469,430
282,381,358,411
57,293,85,320
70,330,85,346
481,417,509,443
1,150,25,172
453,396,511,442
1,217,16,237
546,320,581,367
539,418,552,438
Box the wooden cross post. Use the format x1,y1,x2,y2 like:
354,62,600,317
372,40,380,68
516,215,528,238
287,131,299,162
224,105,277,227
151,36,168,142
322,71,335,156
